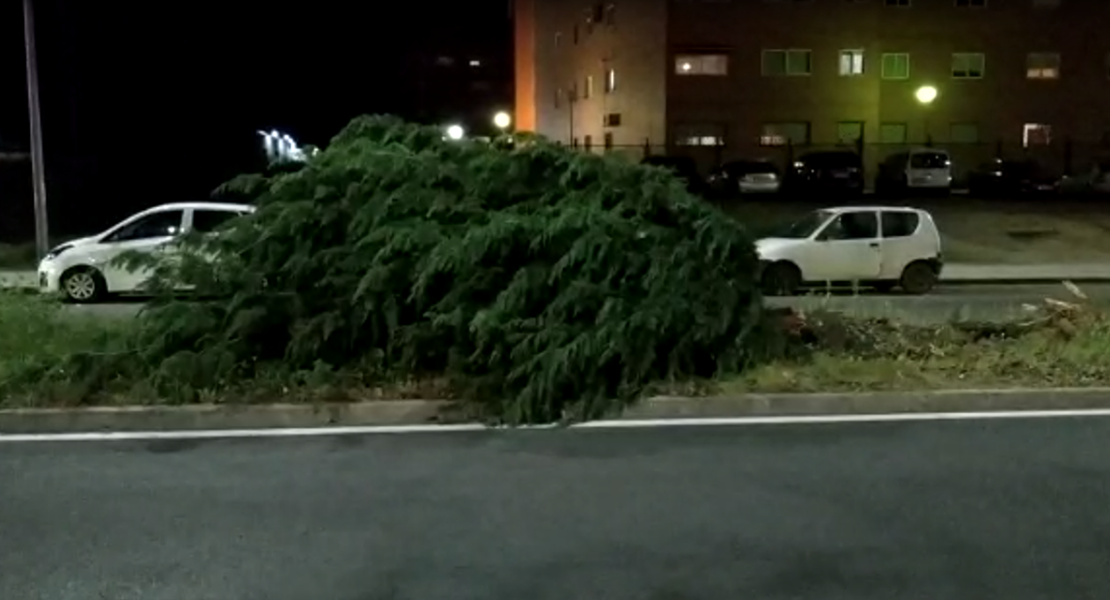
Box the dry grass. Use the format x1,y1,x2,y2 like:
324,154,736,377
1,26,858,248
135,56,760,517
723,198,1110,264
719,281,1110,394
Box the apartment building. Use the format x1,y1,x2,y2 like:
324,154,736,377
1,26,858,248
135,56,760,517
514,0,1110,176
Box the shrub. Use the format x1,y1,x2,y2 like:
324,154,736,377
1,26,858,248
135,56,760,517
129,116,768,422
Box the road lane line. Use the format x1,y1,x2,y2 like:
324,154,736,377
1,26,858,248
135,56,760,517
4,408,1110,442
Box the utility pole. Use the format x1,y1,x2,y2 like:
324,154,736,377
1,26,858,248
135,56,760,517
23,0,50,259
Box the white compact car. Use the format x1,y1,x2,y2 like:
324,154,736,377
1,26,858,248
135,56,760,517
756,206,943,295
37,202,254,303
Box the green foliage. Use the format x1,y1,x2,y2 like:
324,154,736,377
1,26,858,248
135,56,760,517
129,115,767,422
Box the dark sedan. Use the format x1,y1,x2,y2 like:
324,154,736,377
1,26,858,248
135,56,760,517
782,150,864,196
967,158,1057,197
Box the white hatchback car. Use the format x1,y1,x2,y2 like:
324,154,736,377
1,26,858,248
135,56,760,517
38,202,254,303
756,206,943,295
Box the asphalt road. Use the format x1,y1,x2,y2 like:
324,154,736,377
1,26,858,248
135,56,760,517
5,415,1110,599
59,282,1108,324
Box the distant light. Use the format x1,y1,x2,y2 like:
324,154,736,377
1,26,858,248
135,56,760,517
915,85,938,104
680,62,691,71
469,59,480,66
493,111,511,129
446,124,465,140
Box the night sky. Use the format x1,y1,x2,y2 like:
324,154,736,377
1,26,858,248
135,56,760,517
0,0,512,240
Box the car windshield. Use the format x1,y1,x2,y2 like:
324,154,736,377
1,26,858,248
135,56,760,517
772,209,834,239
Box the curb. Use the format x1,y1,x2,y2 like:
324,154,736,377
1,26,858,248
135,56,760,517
4,388,1110,433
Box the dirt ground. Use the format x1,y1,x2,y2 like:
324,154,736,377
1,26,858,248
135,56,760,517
723,197,1110,264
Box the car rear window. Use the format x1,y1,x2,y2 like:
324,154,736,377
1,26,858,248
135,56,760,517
800,152,861,169
910,152,949,169
726,161,779,175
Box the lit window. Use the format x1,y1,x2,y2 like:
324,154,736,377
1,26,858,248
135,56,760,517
673,123,726,146
881,53,910,79
1027,53,1060,79
760,122,810,146
879,123,907,144
674,54,728,75
951,52,984,78
584,76,594,98
838,50,864,76
1023,123,1051,146
469,59,481,67
605,68,616,92
837,121,864,144
762,50,811,76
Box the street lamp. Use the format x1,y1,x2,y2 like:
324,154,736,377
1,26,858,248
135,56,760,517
493,111,511,131
914,85,938,105
446,124,465,140
22,0,49,259
914,85,938,146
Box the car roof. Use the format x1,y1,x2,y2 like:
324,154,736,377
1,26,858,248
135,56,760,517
820,205,930,214
150,201,255,212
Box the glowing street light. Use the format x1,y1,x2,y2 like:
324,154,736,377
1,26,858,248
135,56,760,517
915,85,938,105
446,124,465,140
493,111,511,130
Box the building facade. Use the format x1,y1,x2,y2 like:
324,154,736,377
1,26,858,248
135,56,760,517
514,0,1110,178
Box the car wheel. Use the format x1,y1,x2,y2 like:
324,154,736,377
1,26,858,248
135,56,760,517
60,267,106,303
762,262,801,296
899,262,937,295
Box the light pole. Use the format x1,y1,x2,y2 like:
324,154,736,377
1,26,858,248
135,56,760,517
23,0,49,259
493,111,511,132
914,85,937,146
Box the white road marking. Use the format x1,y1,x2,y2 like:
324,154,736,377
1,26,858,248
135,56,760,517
3,408,1110,442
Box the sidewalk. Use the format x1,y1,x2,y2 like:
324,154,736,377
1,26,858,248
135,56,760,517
941,263,1110,284
0,271,35,289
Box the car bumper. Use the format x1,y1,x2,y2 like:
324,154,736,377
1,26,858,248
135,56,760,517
739,181,780,194
37,262,61,294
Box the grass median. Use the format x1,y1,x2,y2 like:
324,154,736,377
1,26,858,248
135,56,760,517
1,284,1107,412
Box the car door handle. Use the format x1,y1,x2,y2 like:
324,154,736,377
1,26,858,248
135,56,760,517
869,242,880,248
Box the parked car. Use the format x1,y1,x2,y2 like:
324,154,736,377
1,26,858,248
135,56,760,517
706,160,781,197
967,158,1057,197
641,155,704,194
756,205,943,296
782,150,864,196
875,148,953,196
1056,161,1110,197
37,202,254,303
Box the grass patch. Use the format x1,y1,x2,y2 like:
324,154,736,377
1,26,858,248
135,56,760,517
1,284,1108,413
722,198,1110,264
0,293,454,409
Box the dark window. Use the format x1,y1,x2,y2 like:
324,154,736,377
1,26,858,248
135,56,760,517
191,209,242,233
603,132,613,150
818,211,879,241
881,211,920,237
105,210,184,243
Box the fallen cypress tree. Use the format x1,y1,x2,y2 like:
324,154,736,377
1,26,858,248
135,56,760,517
119,116,770,422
